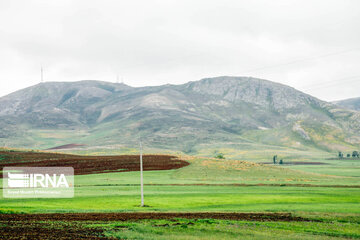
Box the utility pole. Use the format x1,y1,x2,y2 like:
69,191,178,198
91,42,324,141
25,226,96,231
139,140,144,207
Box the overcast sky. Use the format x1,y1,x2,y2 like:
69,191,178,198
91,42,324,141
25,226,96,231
0,0,359,101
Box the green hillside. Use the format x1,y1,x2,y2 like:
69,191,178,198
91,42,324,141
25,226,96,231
1,76,360,154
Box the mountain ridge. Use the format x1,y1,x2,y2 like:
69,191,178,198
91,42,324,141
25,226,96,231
333,97,360,111
1,76,360,153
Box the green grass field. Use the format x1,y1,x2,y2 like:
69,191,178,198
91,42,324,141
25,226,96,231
1,149,360,239
1,184,359,214
96,219,360,240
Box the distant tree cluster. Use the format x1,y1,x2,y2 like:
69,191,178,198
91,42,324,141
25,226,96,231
338,151,359,158
272,155,284,164
214,150,225,159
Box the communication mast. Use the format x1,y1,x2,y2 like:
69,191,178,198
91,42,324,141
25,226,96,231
41,66,44,83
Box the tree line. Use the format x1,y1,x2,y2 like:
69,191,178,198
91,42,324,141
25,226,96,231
272,155,283,164
338,151,359,158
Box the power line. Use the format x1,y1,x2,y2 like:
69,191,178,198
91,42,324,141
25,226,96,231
301,75,360,91
242,48,360,74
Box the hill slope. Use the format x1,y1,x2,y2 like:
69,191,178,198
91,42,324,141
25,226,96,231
1,76,360,153
334,97,360,111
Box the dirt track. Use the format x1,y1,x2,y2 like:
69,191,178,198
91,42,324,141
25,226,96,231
261,161,328,165
0,212,310,222
0,151,189,177
0,212,315,239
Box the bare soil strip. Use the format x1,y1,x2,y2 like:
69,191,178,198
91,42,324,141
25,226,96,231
0,221,109,240
0,213,317,239
1,183,358,190
73,183,360,188
0,212,312,222
0,151,189,177
260,162,328,165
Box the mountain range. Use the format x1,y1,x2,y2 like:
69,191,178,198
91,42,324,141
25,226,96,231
334,97,360,111
1,76,360,154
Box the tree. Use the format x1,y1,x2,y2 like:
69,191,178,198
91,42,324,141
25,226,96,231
352,151,359,158
279,159,283,164
215,152,225,159
213,150,225,159
273,155,277,164
338,151,343,158
347,153,351,158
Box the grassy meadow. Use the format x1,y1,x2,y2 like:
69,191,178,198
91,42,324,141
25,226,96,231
1,148,360,239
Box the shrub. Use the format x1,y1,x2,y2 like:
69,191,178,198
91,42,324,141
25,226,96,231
215,153,225,159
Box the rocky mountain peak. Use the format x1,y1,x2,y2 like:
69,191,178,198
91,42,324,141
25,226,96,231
185,76,319,110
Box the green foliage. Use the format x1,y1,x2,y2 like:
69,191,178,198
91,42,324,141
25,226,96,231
213,150,225,159
215,152,225,159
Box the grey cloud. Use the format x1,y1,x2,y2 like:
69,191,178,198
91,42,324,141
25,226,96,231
0,0,359,101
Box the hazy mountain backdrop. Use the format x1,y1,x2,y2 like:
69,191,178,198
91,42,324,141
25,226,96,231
1,76,360,154
334,98,360,111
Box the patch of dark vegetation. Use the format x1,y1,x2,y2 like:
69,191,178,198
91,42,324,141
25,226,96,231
0,153,21,163
0,221,110,240
58,89,78,106
0,212,314,222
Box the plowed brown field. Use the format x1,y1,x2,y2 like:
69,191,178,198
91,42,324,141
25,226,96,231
0,151,189,177
0,212,310,222
0,212,313,239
